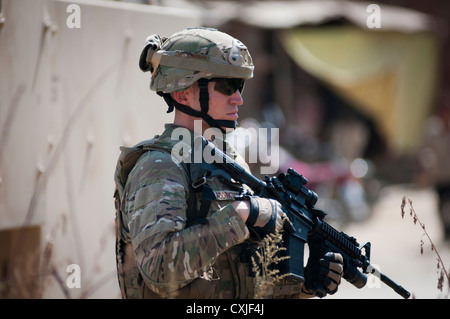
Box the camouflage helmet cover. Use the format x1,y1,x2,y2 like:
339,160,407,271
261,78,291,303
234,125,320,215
139,28,254,93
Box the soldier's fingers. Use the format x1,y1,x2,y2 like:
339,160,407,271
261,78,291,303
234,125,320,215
320,258,343,276
323,252,343,264
326,268,342,284
323,277,339,294
328,261,343,275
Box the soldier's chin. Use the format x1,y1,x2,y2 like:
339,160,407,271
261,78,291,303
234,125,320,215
222,120,238,132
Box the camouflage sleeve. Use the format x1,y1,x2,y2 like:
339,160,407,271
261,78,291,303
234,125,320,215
123,150,249,295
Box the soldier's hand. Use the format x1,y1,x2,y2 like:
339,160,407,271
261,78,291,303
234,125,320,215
320,252,343,294
304,252,343,297
245,196,293,234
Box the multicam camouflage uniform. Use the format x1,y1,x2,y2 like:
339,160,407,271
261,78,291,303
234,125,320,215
115,124,248,298
114,124,302,298
114,28,303,299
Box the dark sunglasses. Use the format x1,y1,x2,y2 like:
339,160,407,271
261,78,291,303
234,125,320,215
210,78,245,96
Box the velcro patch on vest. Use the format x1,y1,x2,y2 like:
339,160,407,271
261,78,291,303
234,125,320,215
214,190,240,201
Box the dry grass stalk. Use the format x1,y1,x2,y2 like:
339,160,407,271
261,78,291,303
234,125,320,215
251,218,291,299
401,196,450,297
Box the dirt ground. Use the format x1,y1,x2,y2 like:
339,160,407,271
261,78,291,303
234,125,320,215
328,184,450,299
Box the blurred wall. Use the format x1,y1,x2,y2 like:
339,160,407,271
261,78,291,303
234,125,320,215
0,0,200,298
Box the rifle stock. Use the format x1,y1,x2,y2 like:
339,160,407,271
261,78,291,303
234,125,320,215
192,137,410,299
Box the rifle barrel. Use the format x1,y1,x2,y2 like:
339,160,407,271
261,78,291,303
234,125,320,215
380,273,411,299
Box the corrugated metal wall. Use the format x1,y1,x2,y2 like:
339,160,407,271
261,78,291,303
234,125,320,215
0,0,200,298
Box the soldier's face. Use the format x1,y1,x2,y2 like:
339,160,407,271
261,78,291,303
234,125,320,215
189,81,244,123
209,81,244,122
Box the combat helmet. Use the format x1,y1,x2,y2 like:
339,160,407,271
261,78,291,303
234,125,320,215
139,27,254,131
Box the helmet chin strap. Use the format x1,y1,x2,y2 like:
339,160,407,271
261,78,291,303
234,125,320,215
158,79,237,134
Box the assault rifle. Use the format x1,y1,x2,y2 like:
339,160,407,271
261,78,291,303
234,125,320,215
190,136,410,299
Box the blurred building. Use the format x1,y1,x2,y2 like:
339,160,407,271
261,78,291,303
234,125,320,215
0,0,200,298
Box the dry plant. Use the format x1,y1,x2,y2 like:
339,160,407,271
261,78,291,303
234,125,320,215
401,196,450,297
251,218,290,299
0,216,116,299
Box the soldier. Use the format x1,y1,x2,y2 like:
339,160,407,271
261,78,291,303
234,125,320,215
114,27,343,298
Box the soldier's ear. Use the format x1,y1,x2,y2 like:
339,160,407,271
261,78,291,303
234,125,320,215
173,86,196,106
172,90,188,105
